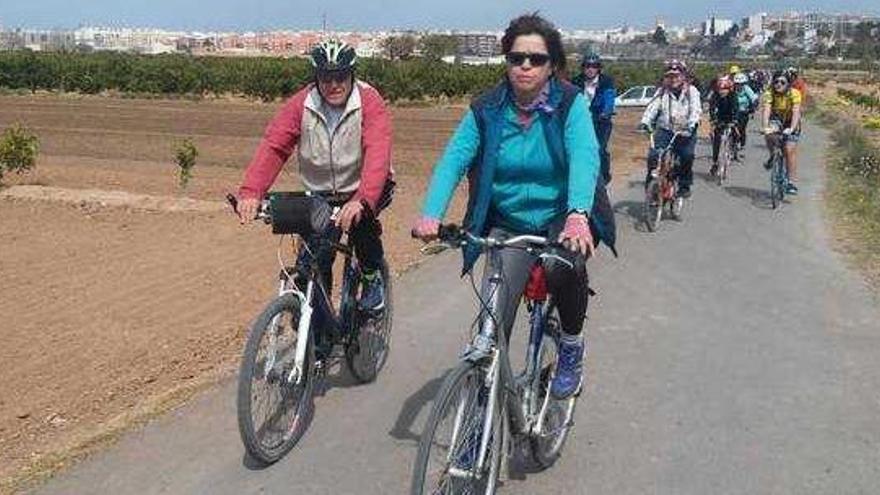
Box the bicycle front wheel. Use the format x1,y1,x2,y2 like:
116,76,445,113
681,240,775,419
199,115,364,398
237,294,315,465
644,180,662,232
718,135,731,186
346,260,394,383
411,362,503,495
770,155,784,209
529,306,578,468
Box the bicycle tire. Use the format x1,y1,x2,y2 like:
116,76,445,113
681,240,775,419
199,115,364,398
644,180,662,232
770,153,783,209
717,132,728,186
237,294,315,465
528,306,578,468
720,131,733,186
346,260,394,383
410,361,503,495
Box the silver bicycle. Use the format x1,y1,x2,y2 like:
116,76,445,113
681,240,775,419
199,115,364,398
410,225,581,495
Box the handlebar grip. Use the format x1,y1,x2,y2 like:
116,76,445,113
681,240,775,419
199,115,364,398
437,224,462,242
410,223,462,241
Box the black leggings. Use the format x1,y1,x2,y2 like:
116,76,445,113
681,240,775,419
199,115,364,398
736,112,750,147
478,226,589,337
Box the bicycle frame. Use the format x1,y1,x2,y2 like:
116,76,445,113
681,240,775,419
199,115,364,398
649,131,687,200
767,132,789,206
270,233,359,386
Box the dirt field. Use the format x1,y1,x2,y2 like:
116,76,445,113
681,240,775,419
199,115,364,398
0,93,645,491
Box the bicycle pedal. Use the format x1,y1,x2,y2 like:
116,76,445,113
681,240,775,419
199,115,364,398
314,360,327,374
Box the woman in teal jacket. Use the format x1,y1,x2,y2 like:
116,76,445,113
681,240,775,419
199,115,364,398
412,13,611,399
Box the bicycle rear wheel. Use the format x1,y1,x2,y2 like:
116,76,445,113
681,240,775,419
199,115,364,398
644,180,662,232
346,260,394,383
410,361,503,495
528,306,577,468
237,294,314,465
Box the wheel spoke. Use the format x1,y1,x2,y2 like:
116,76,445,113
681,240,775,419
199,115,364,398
417,365,499,495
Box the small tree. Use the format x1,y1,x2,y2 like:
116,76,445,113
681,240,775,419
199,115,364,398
0,123,40,182
174,138,198,189
652,26,669,46
420,34,458,60
383,35,418,60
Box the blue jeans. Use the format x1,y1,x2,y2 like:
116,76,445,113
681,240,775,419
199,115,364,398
646,128,697,190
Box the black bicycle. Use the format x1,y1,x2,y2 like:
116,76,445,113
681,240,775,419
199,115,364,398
644,130,688,232
228,192,393,464
410,225,581,495
764,126,790,210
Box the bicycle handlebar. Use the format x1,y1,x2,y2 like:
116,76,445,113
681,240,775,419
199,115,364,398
433,224,553,248
643,129,690,152
226,193,270,222
430,224,576,269
226,193,344,224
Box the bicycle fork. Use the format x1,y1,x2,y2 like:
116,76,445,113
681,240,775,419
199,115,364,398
286,280,315,386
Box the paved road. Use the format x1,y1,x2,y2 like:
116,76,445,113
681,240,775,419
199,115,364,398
35,122,880,495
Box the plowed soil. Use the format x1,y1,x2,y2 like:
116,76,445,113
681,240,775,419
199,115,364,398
0,93,644,490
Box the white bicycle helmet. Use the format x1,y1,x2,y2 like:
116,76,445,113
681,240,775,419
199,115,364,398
733,73,748,85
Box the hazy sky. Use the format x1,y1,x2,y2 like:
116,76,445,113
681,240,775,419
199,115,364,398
2,0,879,31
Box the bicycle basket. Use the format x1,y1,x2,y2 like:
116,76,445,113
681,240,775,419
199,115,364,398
267,192,333,236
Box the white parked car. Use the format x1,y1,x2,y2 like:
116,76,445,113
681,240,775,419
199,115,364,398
615,85,659,107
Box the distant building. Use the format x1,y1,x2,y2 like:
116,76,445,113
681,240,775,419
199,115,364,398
454,33,500,57
75,27,182,53
564,26,652,49
703,17,735,37
764,12,880,40
439,53,504,65
354,40,382,58
743,13,768,34
0,29,75,51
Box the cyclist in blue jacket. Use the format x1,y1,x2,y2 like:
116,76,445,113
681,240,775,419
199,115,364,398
572,52,617,185
732,72,758,152
412,14,616,399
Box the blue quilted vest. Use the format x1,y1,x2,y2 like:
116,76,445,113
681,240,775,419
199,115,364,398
461,77,617,274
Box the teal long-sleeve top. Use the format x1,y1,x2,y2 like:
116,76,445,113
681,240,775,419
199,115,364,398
421,93,600,234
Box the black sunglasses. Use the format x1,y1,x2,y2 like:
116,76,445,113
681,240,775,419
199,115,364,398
317,70,352,84
584,63,601,69
505,52,551,67
773,79,788,86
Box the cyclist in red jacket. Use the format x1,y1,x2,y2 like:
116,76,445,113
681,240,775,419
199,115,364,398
237,39,394,310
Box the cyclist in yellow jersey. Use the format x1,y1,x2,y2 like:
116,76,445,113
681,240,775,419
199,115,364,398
762,70,802,195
